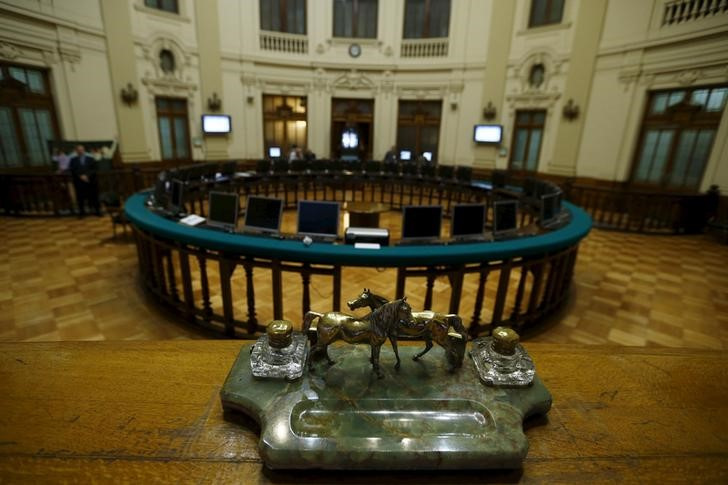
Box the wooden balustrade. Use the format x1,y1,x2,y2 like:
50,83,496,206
563,183,715,234
126,173,589,339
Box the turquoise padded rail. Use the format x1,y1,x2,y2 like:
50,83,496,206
125,188,592,267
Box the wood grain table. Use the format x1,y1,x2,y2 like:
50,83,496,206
0,341,726,483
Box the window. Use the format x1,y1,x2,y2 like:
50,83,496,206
630,85,727,190
529,0,564,28
509,110,546,172
0,62,59,168
262,95,307,155
333,0,378,38
144,0,178,14
155,97,190,160
396,100,442,160
403,0,450,39
260,0,307,34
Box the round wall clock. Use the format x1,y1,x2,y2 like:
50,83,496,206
348,43,362,58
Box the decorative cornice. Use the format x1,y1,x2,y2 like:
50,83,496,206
0,41,21,60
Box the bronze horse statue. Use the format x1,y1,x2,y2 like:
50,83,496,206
303,298,413,378
347,288,468,370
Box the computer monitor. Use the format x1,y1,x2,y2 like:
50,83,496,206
493,199,518,236
540,192,562,227
399,149,412,161
451,203,486,239
422,151,433,162
492,170,508,189
207,191,239,231
153,171,169,207
522,177,537,199
169,179,184,214
401,205,442,242
244,195,283,234
268,146,282,159
297,200,340,240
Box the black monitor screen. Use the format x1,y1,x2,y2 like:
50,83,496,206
493,200,518,234
399,150,412,161
540,192,561,224
523,177,537,198
297,200,340,238
402,205,442,241
268,146,281,158
170,180,184,211
245,196,283,233
208,192,238,228
452,204,486,238
492,171,507,189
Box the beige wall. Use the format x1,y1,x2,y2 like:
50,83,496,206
1,0,727,189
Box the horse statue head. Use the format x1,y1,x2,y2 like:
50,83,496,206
347,288,388,312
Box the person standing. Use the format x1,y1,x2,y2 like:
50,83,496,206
69,145,100,217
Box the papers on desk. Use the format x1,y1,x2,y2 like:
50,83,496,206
179,214,206,226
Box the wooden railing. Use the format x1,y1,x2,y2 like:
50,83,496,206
259,31,308,54
400,38,449,58
127,174,585,339
563,183,717,234
0,168,160,216
662,0,728,25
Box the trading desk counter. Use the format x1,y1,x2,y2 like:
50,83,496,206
125,181,591,338
1,341,725,482
125,193,590,267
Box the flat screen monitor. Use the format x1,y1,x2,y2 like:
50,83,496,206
493,199,518,235
473,124,503,144
153,171,169,206
451,203,486,239
540,192,562,226
170,179,184,213
297,200,340,239
422,151,433,162
268,146,282,159
207,191,238,231
401,205,442,241
244,195,283,234
492,170,507,189
523,177,537,199
202,114,231,134
399,149,412,161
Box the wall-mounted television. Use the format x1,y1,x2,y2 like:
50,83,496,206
473,124,503,144
268,146,282,158
202,114,231,134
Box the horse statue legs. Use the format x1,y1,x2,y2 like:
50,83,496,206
304,298,412,379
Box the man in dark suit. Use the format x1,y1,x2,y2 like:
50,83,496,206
69,145,100,217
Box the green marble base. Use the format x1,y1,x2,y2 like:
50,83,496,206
220,342,551,470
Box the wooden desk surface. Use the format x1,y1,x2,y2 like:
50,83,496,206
0,341,726,483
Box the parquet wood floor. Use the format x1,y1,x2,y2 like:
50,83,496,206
1,213,727,349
